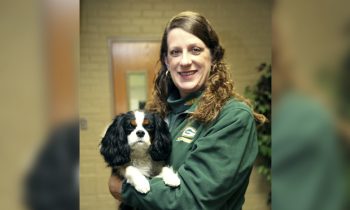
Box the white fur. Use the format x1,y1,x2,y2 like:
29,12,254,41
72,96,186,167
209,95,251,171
104,110,180,194
127,111,151,146
125,166,151,193
159,166,181,187
124,166,180,194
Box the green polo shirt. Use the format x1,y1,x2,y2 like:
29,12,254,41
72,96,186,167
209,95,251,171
122,91,258,210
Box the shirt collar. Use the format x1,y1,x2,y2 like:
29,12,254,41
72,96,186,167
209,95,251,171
167,90,202,114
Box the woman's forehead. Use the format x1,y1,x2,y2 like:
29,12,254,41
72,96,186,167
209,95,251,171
167,28,206,48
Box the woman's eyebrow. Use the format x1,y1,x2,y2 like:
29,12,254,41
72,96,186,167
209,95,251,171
188,43,203,47
168,43,204,50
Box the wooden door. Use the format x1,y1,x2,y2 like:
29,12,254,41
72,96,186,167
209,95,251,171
111,41,161,115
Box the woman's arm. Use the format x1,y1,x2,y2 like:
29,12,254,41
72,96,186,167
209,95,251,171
109,175,123,202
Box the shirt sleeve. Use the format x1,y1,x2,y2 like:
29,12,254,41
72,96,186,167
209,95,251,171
121,107,258,210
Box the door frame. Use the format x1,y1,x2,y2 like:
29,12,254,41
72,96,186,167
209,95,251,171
107,37,161,117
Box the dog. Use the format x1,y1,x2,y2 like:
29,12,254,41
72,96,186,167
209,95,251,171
100,110,180,209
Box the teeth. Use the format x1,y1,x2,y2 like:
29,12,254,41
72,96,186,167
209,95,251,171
179,71,196,76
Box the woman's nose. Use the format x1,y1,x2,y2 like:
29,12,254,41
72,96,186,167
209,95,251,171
180,52,192,66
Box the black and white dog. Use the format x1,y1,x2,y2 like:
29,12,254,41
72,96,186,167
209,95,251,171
100,110,180,205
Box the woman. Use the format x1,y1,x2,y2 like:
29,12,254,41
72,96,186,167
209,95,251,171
109,11,265,210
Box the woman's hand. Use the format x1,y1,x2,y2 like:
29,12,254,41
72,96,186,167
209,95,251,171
109,175,124,201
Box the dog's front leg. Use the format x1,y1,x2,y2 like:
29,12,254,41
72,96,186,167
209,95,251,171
159,166,181,187
124,166,150,194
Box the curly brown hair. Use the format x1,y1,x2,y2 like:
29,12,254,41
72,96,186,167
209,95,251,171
146,11,266,123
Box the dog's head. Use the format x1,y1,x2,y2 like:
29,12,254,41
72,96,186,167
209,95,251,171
100,110,172,167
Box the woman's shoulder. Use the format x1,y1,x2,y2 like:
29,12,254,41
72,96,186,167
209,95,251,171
217,98,255,124
203,98,256,136
223,98,253,114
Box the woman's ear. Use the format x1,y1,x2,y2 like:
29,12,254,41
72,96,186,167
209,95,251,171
164,56,169,69
149,113,172,161
100,114,130,167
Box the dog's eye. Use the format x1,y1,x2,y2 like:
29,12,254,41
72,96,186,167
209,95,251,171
126,120,136,130
143,119,154,130
144,123,154,130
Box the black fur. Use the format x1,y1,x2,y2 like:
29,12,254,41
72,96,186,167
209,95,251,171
100,113,131,167
148,113,172,161
99,111,172,210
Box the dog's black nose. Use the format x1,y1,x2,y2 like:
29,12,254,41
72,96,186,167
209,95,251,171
136,130,145,137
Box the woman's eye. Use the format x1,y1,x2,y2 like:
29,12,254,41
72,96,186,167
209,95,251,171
169,49,181,57
191,47,203,55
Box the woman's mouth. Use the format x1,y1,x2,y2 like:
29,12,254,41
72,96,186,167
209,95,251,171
178,70,197,78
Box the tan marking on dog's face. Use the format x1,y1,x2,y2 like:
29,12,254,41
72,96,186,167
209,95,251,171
130,119,137,127
142,118,150,126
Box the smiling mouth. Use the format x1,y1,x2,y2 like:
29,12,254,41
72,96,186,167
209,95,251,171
178,70,197,77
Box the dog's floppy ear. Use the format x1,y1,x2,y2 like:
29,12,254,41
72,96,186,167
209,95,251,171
149,113,172,161
100,113,130,167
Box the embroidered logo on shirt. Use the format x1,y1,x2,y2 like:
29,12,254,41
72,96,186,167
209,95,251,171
184,99,196,106
176,126,196,143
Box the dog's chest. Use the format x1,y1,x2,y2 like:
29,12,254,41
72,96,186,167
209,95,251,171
130,145,163,177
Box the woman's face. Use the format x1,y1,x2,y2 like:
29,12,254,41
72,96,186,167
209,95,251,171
165,28,212,98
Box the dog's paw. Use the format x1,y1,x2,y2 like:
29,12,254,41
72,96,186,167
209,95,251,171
161,167,180,187
133,176,150,194
163,173,180,187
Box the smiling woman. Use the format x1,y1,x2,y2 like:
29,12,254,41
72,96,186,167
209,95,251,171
165,28,212,98
148,11,265,124
108,11,266,210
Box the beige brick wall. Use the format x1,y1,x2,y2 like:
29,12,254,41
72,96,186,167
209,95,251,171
80,0,271,209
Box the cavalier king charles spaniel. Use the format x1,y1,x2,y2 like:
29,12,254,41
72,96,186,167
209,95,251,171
100,110,180,201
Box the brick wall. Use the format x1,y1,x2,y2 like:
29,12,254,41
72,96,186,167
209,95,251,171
80,0,271,209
